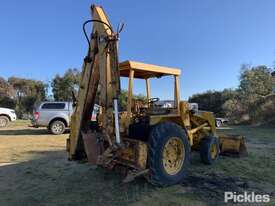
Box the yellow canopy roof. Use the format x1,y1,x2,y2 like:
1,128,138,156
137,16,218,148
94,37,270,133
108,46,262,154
119,60,181,79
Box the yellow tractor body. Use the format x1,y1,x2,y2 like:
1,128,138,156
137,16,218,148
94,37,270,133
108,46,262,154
67,5,247,186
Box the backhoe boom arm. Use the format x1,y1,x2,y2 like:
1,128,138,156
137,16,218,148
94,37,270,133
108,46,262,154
68,5,121,160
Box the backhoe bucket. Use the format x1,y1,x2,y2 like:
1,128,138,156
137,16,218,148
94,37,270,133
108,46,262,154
219,135,248,157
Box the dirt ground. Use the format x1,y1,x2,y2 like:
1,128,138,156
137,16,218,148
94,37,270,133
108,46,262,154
0,121,274,206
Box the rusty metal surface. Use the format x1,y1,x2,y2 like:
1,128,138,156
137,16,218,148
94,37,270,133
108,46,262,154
82,131,101,165
219,135,248,157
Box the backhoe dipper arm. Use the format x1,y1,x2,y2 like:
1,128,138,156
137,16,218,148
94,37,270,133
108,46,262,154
68,5,121,160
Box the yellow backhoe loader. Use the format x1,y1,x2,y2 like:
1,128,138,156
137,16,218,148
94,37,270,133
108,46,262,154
67,5,247,186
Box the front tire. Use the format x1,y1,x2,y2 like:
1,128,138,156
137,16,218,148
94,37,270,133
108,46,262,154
148,122,190,186
50,120,65,135
200,136,220,165
0,116,9,128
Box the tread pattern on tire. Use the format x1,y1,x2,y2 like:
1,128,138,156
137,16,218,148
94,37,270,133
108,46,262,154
148,122,190,186
200,136,220,165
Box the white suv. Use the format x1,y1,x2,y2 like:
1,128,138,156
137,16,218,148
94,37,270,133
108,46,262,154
0,107,17,127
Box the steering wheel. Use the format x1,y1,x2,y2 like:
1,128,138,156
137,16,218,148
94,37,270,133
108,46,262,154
148,97,160,104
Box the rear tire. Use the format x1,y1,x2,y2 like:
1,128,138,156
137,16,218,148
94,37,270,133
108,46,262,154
0,116,9,128
216,120,222,128
200,136,220,165
50,120,65,135
148,122,190,186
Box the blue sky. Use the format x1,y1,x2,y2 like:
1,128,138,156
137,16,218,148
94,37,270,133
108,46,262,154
0,0,274,99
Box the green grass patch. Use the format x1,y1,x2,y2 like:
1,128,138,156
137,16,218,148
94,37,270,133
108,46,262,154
218,125,275,142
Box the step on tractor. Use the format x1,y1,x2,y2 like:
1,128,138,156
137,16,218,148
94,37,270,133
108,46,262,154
67,5,247,186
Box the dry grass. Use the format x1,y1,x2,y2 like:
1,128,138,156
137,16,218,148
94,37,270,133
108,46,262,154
0,121,67,165
0,121,274,206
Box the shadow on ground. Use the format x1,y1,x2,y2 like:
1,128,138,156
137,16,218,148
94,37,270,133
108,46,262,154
0,150,156,206
1,150,274,206
1,125,275,206
0,128,69,136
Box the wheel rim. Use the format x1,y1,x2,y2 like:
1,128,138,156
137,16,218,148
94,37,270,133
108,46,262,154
0,119,7,127
210,143,218,159
162,137,185,175
52,123,63,133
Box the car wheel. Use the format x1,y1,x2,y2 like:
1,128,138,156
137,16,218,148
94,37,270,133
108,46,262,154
50,120,65,135
216,120,222,128
0,116,9,128
148,122,190,186
200,136,220,165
